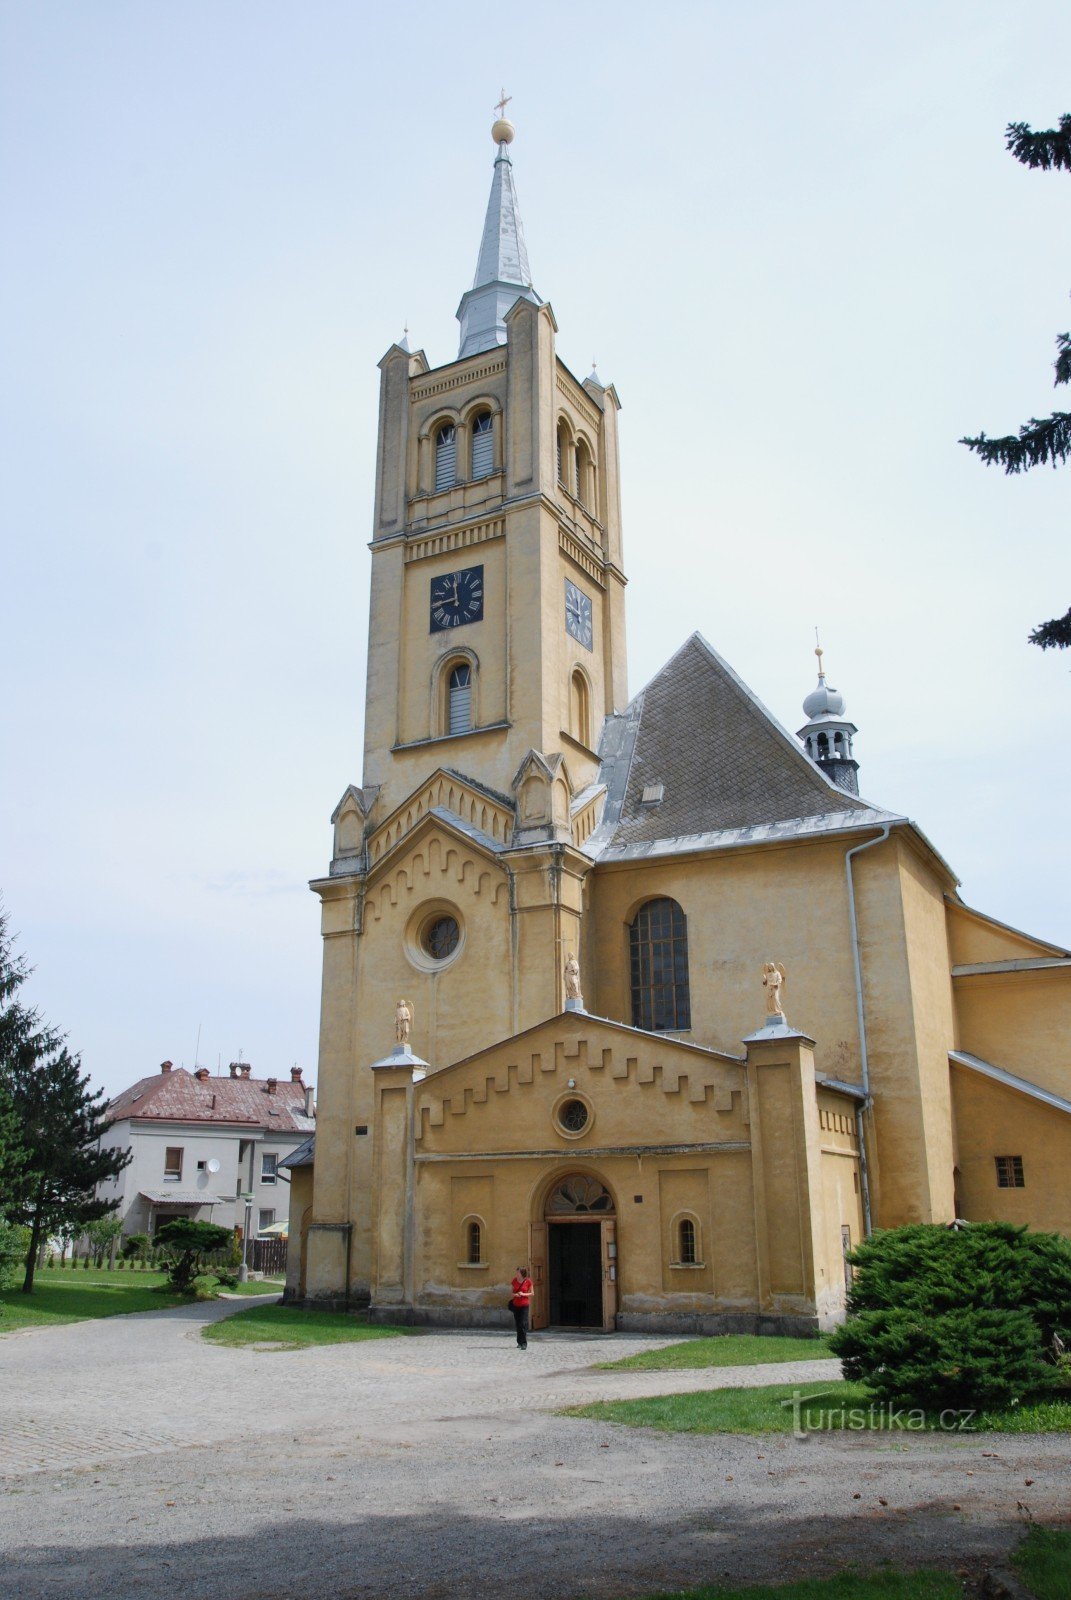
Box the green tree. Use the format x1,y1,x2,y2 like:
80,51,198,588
960,114,1070,651
84,1215,124,1267
0,906,130,1293
154,1219,232,1292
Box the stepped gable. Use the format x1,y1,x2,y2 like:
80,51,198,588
602,633,874,848
107,1067,313,1133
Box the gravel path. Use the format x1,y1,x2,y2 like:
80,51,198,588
1,1298,1067,1599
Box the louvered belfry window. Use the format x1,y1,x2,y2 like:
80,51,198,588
629,897,691,1031
471,412,493,479
435,423,457,491
448,662,472,734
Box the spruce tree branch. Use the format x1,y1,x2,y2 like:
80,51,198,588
1055,332,1071,388
960,412,1071,473
1028,607,1071,651
1004,115,1071,171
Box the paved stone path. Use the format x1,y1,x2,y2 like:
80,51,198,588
2,1298,1068,1598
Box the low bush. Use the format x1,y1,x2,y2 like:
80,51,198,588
830,1222,1071,1411
155,1220,233,1292
190,1275,218,1302
122,1233,148,1260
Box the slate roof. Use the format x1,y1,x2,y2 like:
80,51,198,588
108,1068,315,1135
592,634,881,853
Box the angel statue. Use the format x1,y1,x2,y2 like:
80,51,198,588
395,997,413,1046
564,952,582,1002
761,962,786,1018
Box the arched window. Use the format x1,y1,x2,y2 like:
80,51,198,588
557,423,568,487
467,1220,482,1264
448,662,472,734
471,412,494,479
570,669,590,747
576,440,592,507
678,1217,697,1264
629,897,691,1031
435,423,457,491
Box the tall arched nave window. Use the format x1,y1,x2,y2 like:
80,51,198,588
629,897,691,1032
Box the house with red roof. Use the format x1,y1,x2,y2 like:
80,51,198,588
98,1061,316,1241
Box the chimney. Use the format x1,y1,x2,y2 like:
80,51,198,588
160,1060,173,1074
266,1076,277,1095
229,1062,241,1078
304,1084,315,1119
194,1067,210,1082
240,1064,251,1079
290,1066,303,1083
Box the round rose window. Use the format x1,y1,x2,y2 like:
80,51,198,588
422,915,460,961
558,1098,589,1134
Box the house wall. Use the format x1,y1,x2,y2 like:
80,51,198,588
952,968,1071,1100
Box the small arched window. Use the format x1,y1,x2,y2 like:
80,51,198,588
435,423,457,492
448,662,472,734
576,440,592,507
629,897,691,1032
471,412,494,479
570,669,590,747
557,423,568,486
679,1217,697,1265
467,1220,482,1265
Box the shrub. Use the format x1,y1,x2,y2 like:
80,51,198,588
214,1269,239,1289
830,1222,1071,1411
190,1274,218,1302
154,1220,233,1292
0,1222,30,1291
122,1233,148,1260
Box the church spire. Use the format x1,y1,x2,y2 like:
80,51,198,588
797,636,861,796
456,99,541,360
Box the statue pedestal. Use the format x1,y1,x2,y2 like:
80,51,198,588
564,996,586,1014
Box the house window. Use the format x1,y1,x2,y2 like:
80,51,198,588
448,662,472,734
995,1155,1025,1188
678,1217,697,1264
434,423,457,491
164,1146,183,1182
629,897,691,1031
258,1209,275,1232
261,1153,278,1185
467,1220,482,1264
471,411,494,479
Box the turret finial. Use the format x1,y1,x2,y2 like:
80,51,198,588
492,88,515,146
814,627,825,682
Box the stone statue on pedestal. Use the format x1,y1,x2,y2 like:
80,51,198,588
761,962,786,1019
395,997,413,1046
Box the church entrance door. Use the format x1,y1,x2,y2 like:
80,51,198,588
548,1222,602,1327
532,1173,617,1332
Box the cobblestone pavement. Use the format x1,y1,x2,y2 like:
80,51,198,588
2,1298,1069,1599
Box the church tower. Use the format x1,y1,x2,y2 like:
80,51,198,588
797,645,860,796
359,111,628,824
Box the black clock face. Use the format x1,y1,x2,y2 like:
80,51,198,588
564,578,593,650
430,565,484,632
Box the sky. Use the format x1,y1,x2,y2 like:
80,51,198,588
1,2,1068,1103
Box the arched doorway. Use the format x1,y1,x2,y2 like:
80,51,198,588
530,1174,617,1332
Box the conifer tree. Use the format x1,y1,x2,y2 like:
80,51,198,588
960,114,1070,650
0,907,130,1292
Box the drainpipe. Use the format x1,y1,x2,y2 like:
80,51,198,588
844,823,892,1236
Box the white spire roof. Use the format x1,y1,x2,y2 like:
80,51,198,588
456,117,540,360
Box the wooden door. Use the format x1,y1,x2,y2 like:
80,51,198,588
600,1217,618,1331
529,1220,548,1330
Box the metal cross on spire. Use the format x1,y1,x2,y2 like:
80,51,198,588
495,88,512,118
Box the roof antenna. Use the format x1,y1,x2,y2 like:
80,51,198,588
193,1021,202,1069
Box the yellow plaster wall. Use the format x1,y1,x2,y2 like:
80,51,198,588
951,1066,1071,1234
947,901,1067,965
953,969,1071,1100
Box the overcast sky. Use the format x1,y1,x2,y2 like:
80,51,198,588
2,1,1068,1102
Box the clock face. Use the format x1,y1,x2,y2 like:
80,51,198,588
564,578,593,651
430,565,484,633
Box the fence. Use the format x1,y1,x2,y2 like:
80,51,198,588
251,1237,288,1277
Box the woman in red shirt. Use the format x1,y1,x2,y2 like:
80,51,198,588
510,1265,533,1349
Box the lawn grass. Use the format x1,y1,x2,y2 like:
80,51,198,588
598,1334,831,1371
623,1569,963,1599
565,1379,1071,1435
0,1270,185,1331
202,1303,418,1350
217,1279,287,1297
1012,1524,1071,1600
